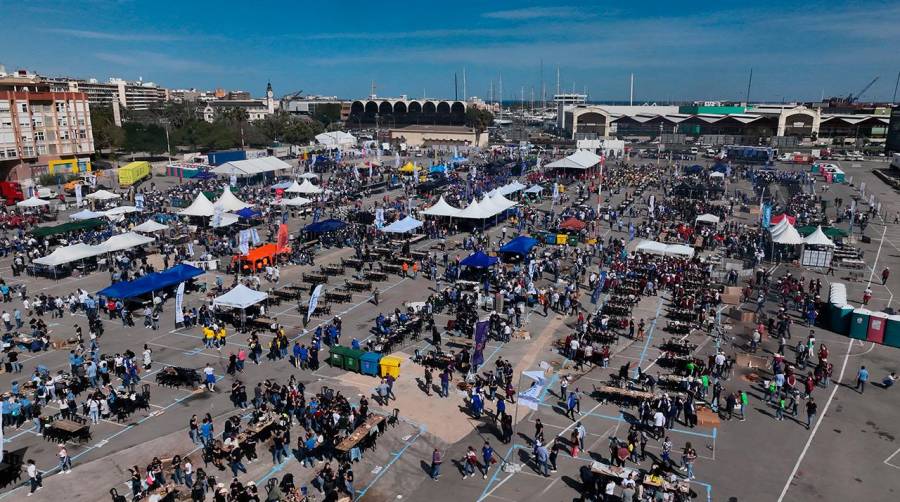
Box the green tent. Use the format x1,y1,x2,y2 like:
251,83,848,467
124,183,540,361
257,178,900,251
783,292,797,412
797,226,848,239
31,219,105,238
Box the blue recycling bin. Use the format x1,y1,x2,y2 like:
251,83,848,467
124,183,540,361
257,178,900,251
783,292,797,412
360,352,383,376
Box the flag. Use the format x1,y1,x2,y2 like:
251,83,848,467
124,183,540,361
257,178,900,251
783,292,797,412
135,193,144,211
649,195,655,214
276,223,288,252
472,320,489,368
250,228,261,245
353,165,360,179
275,188,284,203
394,152,400,168
174,282,185,324
307,284,323,321
187,242,195,256
375,208,385,229
281,211,289,224
229,175,237,187
761,202,772,229
336,149,342,162
518,384,543,411
75,183,83,207
239,230,251,255
368,163,373,178
213,205,223,227
311,155,317,166
628,223,635,241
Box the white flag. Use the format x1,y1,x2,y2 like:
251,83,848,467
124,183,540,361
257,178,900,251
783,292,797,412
213,205,223,227
187,242,195,256
239,230,251,255
307,284,323,321
75,183,83,207
174,282,185,324
250,228,261,245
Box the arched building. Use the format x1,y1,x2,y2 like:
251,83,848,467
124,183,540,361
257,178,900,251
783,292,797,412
348,97,468,126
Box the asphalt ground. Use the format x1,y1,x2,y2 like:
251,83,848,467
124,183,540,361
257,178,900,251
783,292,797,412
1,158,898,501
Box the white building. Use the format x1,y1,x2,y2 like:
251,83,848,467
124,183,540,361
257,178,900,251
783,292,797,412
203,83,276,123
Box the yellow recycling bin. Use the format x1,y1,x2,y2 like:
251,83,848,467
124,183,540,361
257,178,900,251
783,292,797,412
379,355,402,379
556,234,568,245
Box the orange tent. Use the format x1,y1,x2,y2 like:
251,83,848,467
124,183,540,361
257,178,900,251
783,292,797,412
232,243,291,272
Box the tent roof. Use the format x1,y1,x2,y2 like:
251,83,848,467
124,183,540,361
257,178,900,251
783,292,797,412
99,264,204,299
33,243,101,266
178,192,216,217
97,232,156,253
275,197,312,207
488,181,527,197
695,213,720,224
315,131,356,146
215,186,252,211
133,220,169,233
803,226,836,247
304,219,346,233
70,209,103,220
298,172,319,179
17,196,50,208
211,157,290,176
524,184,544,193
282,180,305,193
85,189,120,201
235,207,261,219
213,284,268,309
559,217,586,231
382,215,424,233
635,240,695,258
31,219,104,238
499,236,538,255
292,179,323,194
460,250,499,268
211,212,240,228
545,149,601,170
772,224,804,245
398,162,420,173
102,206,139,217
456,199,490,219
421,196,461,217
489,193,517,211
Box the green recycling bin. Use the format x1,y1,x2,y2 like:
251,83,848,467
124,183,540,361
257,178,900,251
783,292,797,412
343,348,365,373
328,346,352,369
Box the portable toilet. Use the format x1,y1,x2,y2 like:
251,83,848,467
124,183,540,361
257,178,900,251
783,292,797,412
829,303,853,335
379,355,402,379
360,352,382,376
867,311,888,344
884,315,900,349
849,308,871,340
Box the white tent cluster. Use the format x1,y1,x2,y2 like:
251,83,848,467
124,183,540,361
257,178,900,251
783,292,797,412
33,232,156,267
421,192,517,220
635,240,695,258
769,219,804,245
70,206,140,220
178,186,254,218
315,131,356,148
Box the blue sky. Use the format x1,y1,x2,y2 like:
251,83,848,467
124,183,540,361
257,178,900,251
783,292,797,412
3,0,900,102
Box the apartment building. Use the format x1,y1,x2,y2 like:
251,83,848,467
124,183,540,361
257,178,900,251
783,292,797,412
47,76,168,111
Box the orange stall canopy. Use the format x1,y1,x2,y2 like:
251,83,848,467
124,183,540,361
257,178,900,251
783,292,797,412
232,243,291,272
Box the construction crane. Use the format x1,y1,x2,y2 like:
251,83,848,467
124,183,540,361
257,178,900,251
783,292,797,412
847,77,878,103
280,90,305,101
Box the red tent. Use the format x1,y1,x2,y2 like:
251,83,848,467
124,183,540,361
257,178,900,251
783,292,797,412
559,217,586,232
770,214,796,226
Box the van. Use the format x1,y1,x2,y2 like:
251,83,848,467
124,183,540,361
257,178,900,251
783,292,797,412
689,147,699,155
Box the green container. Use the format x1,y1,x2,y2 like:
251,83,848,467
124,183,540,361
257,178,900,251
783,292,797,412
884,315,900,349
568,235,579,247
328,346,352,369
828,303,853,335
343,348,365,373
849,308,871,340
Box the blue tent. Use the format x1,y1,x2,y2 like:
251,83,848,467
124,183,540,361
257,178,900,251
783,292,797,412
304,219,346,234
236,207,261,219
712,162,728,173
461,251,499,268
429,164,447,174
499,236,538,256
685,164,703,174
450,156,468,164
99,264,204,299
194,171,217,180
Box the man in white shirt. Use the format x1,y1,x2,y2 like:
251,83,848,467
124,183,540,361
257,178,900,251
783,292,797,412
26,459,42,496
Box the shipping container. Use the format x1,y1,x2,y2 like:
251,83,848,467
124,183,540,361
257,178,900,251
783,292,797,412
207,149,246,166
117,161,151,187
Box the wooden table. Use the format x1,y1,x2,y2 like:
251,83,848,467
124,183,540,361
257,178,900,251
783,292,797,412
594,385,655,401
325,291,353,303
364,271,388,282
392,255,414,265
410,250,429,260
591,461,639,479
45,418,91,443
342,258,364,268
321,265,344,275
346,280,372,291
381,263,403,274
250,317,277,330
335,415,385,453
303,273,328,283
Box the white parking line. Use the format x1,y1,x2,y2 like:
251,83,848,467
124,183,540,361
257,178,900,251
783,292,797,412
884,446,900,470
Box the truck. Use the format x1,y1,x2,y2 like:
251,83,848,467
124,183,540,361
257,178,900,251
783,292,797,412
118,161,152,187
207,149,246,166
0,181,25,205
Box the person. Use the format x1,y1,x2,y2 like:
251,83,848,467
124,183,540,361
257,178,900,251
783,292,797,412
882,266,890,286
58,445,72,474
549,437,560,472
430,448,442,480
863,287,872,306
682,442,697,480
575,422,586,451
883,371,897,389
857,365,869,393
535,442,550,477
805,397,817,429
204,363,216,391
481,441,494,479
26,459,42,496
462,446,478,479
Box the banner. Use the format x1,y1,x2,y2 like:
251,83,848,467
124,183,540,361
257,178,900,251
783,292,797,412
229,175,237,187
135,193,144,211
472,320,489,368
649,195,655,214
276,223,288,252
239,230,251,255
250,228,261,245
174,282,185,324
307,284,323,321
213,205,223,227
74,183,83,207
368,163,373,178
375,208,385,229
518,384,543,411
187,242,195,257
275,188,284,203
761,203,772,229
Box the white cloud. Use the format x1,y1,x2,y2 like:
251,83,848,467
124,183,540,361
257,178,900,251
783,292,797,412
95,51,222,73
43,28,182,42
482,6,587,20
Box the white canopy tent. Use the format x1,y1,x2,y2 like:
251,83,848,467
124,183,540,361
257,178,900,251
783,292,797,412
421,196,461,217
85,189,120,201
695,213,721,225
293,179,323,195
801,226,835,268
212,157,290,177
275,197,312,207
97,232,156,253
315,131,357,148
803,226,836,247
213,284,269,309
33,243,101,267
283,181,305,193
545,150,602,170
489,193,518,211
382,215,424,234
211,213,240,228
102,206,140,217
70,209,103,220
17,196,50,208
524,184,544,194
214,186,252,211
771,224,804,245
635,240,696,258
178,192,216,217
488,181,527,197
456,199,492,220
133,220,169,233
298,172,319,179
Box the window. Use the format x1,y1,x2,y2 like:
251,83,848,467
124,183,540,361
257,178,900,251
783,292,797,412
56,102,65,113
58,118,68,127
6,148,16,157
78,130,86,139
19,103,27,113
37,145,47,155
34,131,45,141
22,146,34,156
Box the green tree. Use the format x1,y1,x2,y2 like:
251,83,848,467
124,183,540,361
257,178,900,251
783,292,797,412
90,105,124,157
465,108,494,134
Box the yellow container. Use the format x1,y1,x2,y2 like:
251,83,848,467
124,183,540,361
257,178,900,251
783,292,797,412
118,161,151,187
379,355,402,379
556,234,568,245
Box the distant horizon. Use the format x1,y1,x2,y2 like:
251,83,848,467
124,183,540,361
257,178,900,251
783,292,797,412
4,1,900,103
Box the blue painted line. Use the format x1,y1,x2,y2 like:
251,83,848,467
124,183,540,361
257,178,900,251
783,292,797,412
3,425,36,443
635,295,665,372
356,426,424,499
257,457,292,484
477,444,525,502
535,403,716,439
